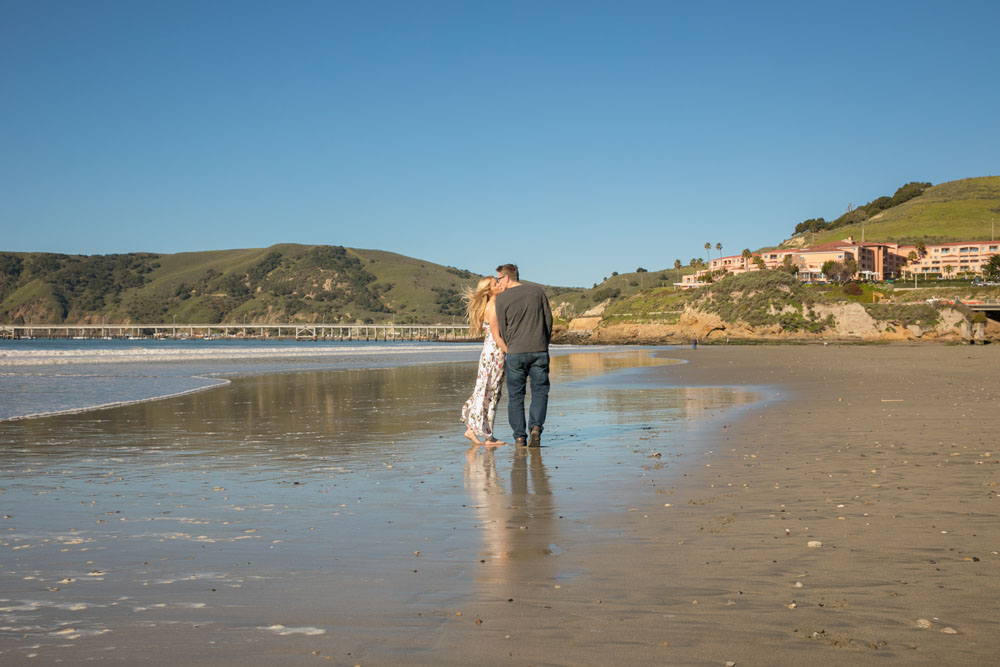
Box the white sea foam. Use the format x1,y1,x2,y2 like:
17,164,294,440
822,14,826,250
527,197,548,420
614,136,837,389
0,343,458,366
261,624,326,636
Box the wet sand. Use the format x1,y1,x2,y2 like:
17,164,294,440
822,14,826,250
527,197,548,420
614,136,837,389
1,345,998,665
560,344,1000,666
0,349,751,665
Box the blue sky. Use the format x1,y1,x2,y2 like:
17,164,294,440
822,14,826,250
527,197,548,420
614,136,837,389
2,0,998,287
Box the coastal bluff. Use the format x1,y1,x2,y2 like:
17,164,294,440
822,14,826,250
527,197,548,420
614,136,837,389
560,302,997,344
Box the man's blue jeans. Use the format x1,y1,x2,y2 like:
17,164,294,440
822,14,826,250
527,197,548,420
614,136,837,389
505,351,550,440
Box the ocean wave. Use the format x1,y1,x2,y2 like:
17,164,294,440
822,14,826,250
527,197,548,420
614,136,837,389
0,343,475,366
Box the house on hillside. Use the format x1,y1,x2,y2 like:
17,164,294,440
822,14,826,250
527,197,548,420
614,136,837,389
678,236,995,287
895,241,1000,278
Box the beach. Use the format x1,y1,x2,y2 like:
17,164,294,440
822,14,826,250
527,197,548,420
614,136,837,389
1,344,998,665
602,343,1000,666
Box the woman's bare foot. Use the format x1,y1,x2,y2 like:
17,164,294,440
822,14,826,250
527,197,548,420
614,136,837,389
464,428,484,445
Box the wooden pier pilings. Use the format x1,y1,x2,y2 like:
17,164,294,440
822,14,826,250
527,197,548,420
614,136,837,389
0,323,472,342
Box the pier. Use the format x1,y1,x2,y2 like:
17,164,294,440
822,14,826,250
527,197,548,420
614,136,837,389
0,323,473,341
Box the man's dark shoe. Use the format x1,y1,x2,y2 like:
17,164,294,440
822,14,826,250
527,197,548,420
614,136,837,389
528,427,541,447
514,437,527,447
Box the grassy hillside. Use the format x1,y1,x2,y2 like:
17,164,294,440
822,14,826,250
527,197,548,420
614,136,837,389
546,267,691,324
784,176,1000,248
0,245,485,325
0,244,695,326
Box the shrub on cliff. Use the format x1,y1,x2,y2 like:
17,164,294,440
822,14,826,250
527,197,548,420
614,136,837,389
863,303,941,327
593,287,620,302
691,270,832,332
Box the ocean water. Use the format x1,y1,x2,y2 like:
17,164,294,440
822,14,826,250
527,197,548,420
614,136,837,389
0,339,487,421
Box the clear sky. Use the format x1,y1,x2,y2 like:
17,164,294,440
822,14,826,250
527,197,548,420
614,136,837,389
3,1,998,287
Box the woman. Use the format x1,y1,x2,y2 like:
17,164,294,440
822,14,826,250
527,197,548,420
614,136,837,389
461,276,507,446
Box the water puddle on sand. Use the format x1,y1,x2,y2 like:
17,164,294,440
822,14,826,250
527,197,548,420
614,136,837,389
0,347,761,664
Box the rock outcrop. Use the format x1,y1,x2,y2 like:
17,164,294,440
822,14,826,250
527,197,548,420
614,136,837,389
564,303,984,344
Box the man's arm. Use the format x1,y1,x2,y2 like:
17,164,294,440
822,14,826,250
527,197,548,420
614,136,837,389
542,290,553,341
495,293,509,344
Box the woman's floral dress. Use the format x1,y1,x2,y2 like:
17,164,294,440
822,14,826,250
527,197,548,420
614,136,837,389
462,321,506,439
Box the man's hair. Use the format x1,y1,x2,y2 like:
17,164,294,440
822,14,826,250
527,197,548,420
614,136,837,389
496,264,519,281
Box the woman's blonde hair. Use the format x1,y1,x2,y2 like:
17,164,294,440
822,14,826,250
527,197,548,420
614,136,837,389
462,277,493,336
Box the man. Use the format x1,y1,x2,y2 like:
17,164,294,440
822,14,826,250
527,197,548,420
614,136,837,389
494,264,553,447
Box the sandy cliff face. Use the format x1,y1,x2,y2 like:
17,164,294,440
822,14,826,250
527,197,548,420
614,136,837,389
6,303,62,326
571,303,979,343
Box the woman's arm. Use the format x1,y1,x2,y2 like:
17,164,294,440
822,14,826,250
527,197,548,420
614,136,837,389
486,300,507,353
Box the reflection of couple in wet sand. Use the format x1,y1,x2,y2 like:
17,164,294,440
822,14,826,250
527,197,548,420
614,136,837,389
464,442,553,564
461,264,553,449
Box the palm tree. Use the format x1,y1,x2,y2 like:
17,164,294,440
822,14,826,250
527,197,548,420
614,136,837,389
704,242,712,262
716,243,723,259
943,264,954,279
674,258,682,283
741,248,752,269
753,255,767,271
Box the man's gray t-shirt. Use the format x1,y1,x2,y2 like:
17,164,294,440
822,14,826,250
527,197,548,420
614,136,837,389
495,283,553,355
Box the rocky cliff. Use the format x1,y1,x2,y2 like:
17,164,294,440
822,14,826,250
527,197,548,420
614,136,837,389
562,303,996,344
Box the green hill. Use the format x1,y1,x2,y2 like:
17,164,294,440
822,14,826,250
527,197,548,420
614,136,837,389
0,244,698,326
783,176,1000,248
0,245,485,325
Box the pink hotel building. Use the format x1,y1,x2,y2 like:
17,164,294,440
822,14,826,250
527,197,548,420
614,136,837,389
680,237,1000,287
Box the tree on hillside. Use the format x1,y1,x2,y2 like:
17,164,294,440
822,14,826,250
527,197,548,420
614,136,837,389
907,250,918,263
741,248,752,268
753,256,767,271
943,264,954,279
822,260,854,284
844,259,858,281
689,258,698,270
793,217,828,235
986,254,1000,279
916,239,927,256
716,243,723,259
704,242,711,260
890,182,932,207
822,260,837,281
674,259,682,283
787,182,931,237
781,255,797,275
